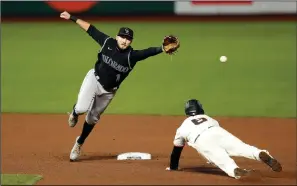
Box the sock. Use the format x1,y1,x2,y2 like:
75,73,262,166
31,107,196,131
72,109,78,117
72,104,78,117
77,121,95,145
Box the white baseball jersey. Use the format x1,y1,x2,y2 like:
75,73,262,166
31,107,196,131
173,114,220,147
171,113,274,179
172,114,266,179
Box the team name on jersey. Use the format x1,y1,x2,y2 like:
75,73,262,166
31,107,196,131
102,54,129,73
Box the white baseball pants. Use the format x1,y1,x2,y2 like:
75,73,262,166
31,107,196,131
74,68,115,125
192,126,266,178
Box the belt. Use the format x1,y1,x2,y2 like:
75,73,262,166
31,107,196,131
94,71,117,92
193,126,215,143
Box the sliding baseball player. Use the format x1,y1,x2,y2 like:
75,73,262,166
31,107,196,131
166,99,282,179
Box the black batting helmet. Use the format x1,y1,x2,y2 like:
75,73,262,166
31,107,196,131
185,99,205,116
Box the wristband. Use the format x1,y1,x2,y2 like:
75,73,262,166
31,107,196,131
70,15,78,23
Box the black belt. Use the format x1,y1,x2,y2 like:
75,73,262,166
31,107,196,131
193,126,215,143
94,71,117,92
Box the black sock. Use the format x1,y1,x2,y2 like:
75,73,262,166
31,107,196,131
72,104,78,117
77,121,95,145
72,109,78,117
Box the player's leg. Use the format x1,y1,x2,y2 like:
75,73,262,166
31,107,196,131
68,69,98,127
70,92,115,161
194,133,250,179
77,92,115,144
217,127,282,172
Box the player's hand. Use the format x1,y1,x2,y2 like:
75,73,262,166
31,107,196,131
60,11,71,20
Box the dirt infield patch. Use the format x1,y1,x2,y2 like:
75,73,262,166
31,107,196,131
1,113,296,185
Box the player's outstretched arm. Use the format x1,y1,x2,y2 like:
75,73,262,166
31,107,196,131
60,11,109,46
130,34,180,63
60,11,90,31
166,145,184,171
166,131,185,171
130,46,164,63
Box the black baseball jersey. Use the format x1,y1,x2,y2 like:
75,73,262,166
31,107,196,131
87,25,163,91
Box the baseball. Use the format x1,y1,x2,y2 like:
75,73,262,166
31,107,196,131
220,56,227,62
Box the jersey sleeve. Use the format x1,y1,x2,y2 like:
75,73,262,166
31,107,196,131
169,145,184,170
129,46,163,63
86,24,110,46
173,130,186,147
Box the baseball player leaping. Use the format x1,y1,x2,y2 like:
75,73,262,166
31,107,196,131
166,99,282,179
59,11,180,161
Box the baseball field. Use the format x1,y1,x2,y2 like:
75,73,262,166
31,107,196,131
1,16,296,185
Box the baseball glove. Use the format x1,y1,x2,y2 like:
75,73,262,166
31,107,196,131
162,35,180,55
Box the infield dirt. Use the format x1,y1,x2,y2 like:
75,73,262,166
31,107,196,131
2,113,296,185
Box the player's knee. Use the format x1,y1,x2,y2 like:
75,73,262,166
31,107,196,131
75,106,89,115
86,115,100,125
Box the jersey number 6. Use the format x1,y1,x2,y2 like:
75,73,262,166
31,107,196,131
191,118,207,125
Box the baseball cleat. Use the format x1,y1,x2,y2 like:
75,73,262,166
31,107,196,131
259,151,282,172
70,136,82,161
68,111,79,127
234,168,254,179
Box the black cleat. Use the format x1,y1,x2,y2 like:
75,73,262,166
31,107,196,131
234,168,253,179
259,151,282,172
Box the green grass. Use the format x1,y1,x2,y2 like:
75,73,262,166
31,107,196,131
1,174,42,185
1,21,296,117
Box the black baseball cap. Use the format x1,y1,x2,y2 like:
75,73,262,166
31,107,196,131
117,27,134,40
